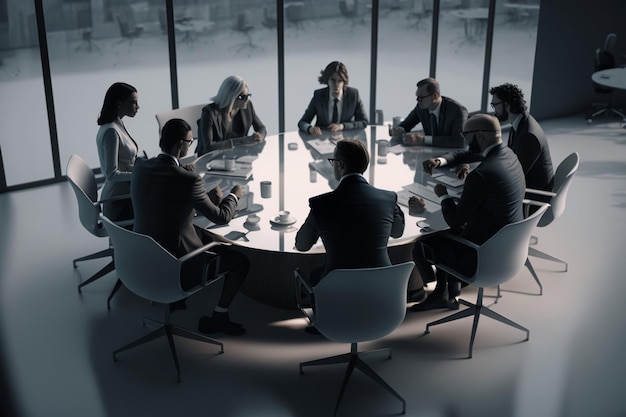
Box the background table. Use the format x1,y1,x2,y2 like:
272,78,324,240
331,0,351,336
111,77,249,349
192,125,464,308
592,67,626,91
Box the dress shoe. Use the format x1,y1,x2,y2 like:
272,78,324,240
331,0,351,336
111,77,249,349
408,295,459,312
197,313,246,336
304,325,322,335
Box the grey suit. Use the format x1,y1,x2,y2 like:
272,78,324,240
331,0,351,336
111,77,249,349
295,174,404,284
399,96,468,148
298,86,369,133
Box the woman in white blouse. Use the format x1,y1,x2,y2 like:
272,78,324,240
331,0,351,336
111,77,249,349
96,82,139,221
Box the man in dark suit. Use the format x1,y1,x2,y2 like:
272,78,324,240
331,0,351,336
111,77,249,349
490,83,554,192
390,77,468,148
295,139,405,285
131,118,250,335
298,61,369,135
410,114,526,311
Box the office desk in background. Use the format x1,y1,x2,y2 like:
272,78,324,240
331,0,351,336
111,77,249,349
592,67,626,91
191,126,463,308
448,7,488,41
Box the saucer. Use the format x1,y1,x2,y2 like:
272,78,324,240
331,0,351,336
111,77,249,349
270,216,297,226
243,222,261,231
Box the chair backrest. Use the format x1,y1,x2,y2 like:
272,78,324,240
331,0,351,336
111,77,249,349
155,103,206,140
102,216,187,304
538,152,579,227
471,204,549,288
312,262,414,344
604,33,616,55
66,154,107,238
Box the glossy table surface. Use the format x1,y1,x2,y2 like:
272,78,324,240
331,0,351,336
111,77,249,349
191,125,463,254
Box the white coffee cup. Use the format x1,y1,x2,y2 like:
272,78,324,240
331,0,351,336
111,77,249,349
260,180,272,198
224,156,236,171
278,210,290,222
392,116,402,128
377,139,389,156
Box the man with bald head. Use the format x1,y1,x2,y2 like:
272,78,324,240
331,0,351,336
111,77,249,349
410,114,526,311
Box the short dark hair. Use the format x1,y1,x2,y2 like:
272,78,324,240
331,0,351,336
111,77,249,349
318,61,349,85
489,83,527,114
416,77,440,96
159,118,191,151
335,139,369,174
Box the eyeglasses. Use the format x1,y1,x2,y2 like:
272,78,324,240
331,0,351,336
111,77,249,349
181,137,195,144
460,130,497,139
237,93,252,101
490,101,503,109
327,158,342,166
417,93,433,102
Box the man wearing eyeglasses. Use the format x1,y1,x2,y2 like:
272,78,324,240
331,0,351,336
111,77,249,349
489,83,553,193
390,77,468,148
409,114,525,311
131,118,250,336
295,139,405,289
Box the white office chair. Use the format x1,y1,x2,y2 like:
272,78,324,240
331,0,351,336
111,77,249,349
525,152,579,274
155,103,206,140
422,203,549,358
66,154,131,307
102,216,229,382
295,262,414,416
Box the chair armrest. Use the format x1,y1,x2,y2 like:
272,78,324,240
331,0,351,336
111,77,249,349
525,187,556,198
178,241,231,263
98,193,132,204
523,198,551,218
294,268,315,322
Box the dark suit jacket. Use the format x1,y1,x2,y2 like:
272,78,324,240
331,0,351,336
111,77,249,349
295,175,404,278
298,86,369,132
131,154,238,257
196,102,267,156
440,143,525,245
509,112,554,191
399,96,468,148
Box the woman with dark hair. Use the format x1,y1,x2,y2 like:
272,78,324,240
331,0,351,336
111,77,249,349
298,61,369,136
196,75,267,156
96,82,139,221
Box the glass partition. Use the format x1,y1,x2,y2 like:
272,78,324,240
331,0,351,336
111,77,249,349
175,0,279,136
45,0,171,170
377,0,433,124
0,2,50,186
489,0,539,107
435,0,489,113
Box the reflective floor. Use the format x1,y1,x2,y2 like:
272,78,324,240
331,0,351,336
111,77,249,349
1,115,625,417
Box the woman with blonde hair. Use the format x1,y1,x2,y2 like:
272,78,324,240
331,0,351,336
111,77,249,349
196,75,267,155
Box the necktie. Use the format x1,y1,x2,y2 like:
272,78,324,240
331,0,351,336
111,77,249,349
332,98,339,124
430,113,439,136
508,127,515,148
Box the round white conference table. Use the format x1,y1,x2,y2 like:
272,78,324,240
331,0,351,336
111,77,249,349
591,67,626,90
191,125,463,308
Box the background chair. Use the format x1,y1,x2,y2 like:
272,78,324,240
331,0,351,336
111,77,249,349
422,203,549,358
102,217,229,382
155,103,206,141
339,0,358,26
66,155,131,307
116,14,143,45
587,33,626,123
295,262,414,416
262,5,277,30
525,152,580,274
229,11,263,55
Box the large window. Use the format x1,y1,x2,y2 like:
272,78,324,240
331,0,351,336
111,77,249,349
0,0,541,191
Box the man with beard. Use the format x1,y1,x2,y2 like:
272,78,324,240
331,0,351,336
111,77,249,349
428,83,553,193
390,77,468,148
409,114,525,311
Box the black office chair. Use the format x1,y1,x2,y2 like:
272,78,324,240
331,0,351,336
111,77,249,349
339,1,357,26
230,10,263,55
262,5,277,30
587,34,626,123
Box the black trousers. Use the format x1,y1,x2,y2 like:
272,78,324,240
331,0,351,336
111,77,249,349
180,226,250,309
412,230,477,296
